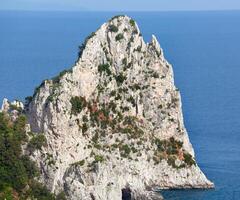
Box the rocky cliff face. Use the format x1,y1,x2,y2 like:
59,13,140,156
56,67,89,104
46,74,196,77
25,15,213,199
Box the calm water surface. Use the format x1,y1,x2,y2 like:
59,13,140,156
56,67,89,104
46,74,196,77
0,11,240,200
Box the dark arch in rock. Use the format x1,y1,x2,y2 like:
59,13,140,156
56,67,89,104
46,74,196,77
122,187,132,200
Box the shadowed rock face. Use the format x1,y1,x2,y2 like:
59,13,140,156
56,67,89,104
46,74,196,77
26,15,213,199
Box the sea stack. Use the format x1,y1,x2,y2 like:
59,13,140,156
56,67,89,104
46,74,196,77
25,16,213,199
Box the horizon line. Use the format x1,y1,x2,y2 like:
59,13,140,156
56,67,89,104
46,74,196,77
1,8,240,13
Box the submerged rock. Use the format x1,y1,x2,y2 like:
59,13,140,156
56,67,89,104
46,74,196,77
23,15,213,199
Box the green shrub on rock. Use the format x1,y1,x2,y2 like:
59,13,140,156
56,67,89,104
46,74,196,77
115,33,124,41
29,181,55,200
28,134,47,152
129,19,135,27
82,123,88,135
98,64,111,76
72,159,85,167
167,156,178,168
153,137,196,168
183,153,196,166
94,155,104,163
109,25,118,32
0,113,55,199
78,32,96,58
152,72,159,78
120,144,131,158
56,191,67,200
122,58,127,66
70,96,87,115
115,73,127,85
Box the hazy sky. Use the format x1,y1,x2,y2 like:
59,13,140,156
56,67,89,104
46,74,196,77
1,0,240,11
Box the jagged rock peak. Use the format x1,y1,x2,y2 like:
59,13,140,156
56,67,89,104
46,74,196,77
26,15,213,200
76,15,163,70
78,15,142,58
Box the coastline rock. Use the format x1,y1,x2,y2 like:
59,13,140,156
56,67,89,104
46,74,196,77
1,98,24,121
24,15,214,199
1,98,10,112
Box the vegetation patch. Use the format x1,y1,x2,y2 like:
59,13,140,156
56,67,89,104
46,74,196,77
71,159,85,167
120,144,131,158
98,63,111,76
70,96,87,115
129,19,135,27
52,69,72,84
115,33,124,41
152,72,159,78
109,24,118,32
92,132,99,144
94,155,104,163
28,134,47,153
115,73,127,85
82,123,88,135
33,80,45,98
183,153,196,166
0,113,60,199
126,96,136,107
25,96,33,107
78,32,96,58
111,15,125,21
45,153,55,166
110,90,116,97
9,104,22,113
153,137,196,168
136,46,141,52
122,58,127,66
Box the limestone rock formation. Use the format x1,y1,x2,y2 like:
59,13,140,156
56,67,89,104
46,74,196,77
24,15,213,199
0,98,24,121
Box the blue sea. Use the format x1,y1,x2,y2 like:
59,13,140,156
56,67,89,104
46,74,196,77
0,11,240,200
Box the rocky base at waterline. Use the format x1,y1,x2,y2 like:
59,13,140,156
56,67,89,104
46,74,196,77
1,15,214,200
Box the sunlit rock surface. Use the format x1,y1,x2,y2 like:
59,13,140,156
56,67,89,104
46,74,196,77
25,15,213,200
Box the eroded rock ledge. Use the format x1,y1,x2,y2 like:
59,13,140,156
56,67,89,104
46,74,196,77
10,15,214,199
